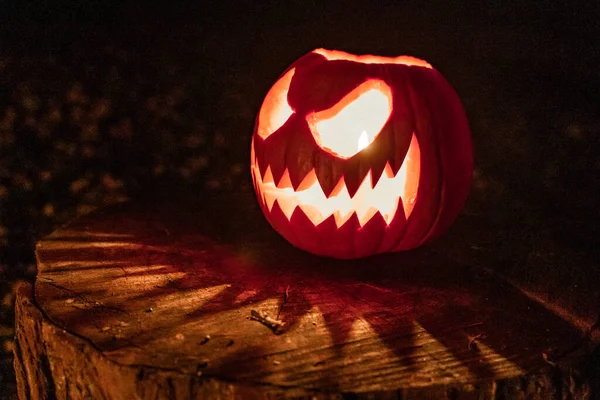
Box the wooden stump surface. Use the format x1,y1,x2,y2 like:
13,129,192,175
14,191,599,399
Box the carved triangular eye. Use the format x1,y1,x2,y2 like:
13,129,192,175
257,68,296,139
306,79,393,159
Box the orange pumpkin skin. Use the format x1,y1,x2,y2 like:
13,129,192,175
251,49,473,259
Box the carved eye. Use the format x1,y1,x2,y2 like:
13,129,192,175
257,68,296,139
306,79,393,159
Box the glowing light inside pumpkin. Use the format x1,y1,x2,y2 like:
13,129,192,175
252,133,421,228
357,131,369,151
257,68,296,139
307,79,393,159
314,48,432,68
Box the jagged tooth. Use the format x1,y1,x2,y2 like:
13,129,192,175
297,169,318,191
367,210,388,229
314,158,344,199
345,168,370,199
285,120,319,190
298,204,325,226
337,212,360,231
286,162,310,190
268,200,299,248
344,176,360,200
370,160,387,188
317,213,337,232
389,157,403,177
288,205,324,253
263,189,278,214
328,176,347,198
319,212,359,258
383,162,395,179
253,136,272,180
317,173,342,199
269,163,287,189
334,208,356,228
354,211,388,257
275,196,298,222
262,166,275,184
390,131,414,176
250,163,259,193
357,206,379,228
256,149,270,180
325,181,353,227
360,130,391,189
258,119,295,186
277,169,293,189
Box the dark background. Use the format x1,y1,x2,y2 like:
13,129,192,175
1,0,599,396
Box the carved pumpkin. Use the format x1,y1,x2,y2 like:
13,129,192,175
251,49,473,259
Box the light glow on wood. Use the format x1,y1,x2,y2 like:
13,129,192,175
252,134,421,228
307,79,393,159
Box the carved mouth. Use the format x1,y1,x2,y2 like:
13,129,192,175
252,133,421,228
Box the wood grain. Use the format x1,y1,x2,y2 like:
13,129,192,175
14,191,598,399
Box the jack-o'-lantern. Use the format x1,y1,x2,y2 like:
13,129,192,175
251,49,472,259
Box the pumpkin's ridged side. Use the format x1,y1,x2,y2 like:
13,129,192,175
251,49,472,259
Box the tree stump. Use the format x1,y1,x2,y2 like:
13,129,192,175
14,191,599,399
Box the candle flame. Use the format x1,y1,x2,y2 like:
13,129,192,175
357,130,369,152
307,79,392,159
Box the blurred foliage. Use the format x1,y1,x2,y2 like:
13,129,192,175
0,45,254,269
0,39,256,396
